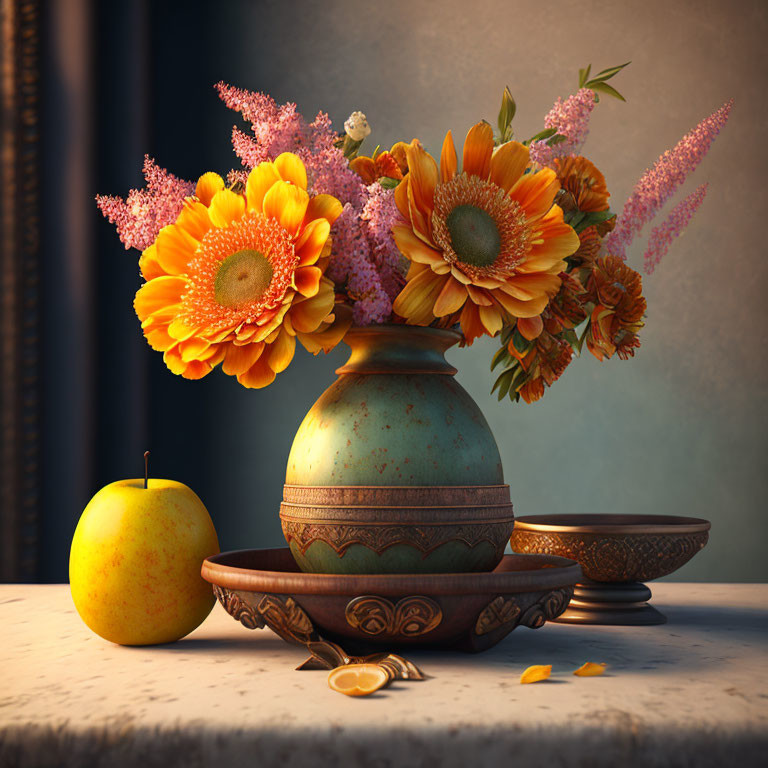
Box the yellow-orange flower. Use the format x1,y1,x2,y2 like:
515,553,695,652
350,147,404,185
553,156,610,213
134,153,351,388
391,123,580,343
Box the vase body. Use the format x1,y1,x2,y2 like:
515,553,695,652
280,324,514,574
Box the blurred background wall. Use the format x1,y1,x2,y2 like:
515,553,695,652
9,0,766,582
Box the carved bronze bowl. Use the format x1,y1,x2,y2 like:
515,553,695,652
509,514,711,625
201,547,581,653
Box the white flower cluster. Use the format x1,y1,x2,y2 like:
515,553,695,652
344,111,371,142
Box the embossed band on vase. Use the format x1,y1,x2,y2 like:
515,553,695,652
280,484,515,560
282,484,513,508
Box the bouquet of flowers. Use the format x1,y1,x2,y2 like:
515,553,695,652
98,63,731,402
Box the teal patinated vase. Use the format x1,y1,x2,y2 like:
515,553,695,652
280,324,514,574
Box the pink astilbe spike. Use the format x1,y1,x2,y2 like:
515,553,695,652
322,182,406,324
231,126,266,168
96,156,194,251
326,204,391,325
226,169,248,188
605,100,732,260
361,184,407,301
643,183,708,275
529,88,596,167
216,81,338,167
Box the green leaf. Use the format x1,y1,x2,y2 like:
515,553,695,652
510,366,530,394
500,324,515,347
574,210,616,233
491,345,510,372
378,177,401,189
527,127,557,144
341,135,365,159
548,133,568,145
584,210,616,224
588,82,626,102
578,64,592,88
567,211,586,230
511,327,532,355
591,61,631,81
498,86,517,141
495,368,516,400
575,319,592,355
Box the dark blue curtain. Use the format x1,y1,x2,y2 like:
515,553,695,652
37,0,344,582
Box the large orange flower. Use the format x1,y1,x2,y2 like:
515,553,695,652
134,153,350,388
391,123,579,343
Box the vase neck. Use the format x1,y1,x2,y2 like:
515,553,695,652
335,324,460,375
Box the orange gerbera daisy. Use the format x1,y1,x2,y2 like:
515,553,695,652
134,153,351,388
391,122,580,343
553,156,610,213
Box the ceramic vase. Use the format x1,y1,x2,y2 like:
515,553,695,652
280,324,514,574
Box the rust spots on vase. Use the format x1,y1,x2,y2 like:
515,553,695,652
284,327,505,487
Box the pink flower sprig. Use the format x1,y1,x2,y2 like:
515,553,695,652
643,183,708,275
96,156,195,251
528,88,596,167
326,188,406,326
217,82,337,166
218,82,366,207
361,184,407,302
605,100,733,260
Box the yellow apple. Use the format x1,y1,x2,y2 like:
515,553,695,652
69,478,220,645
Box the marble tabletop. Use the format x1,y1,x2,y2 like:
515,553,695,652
1,583,766,767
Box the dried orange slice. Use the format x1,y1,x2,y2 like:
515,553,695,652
328,664,390,697
573,662,607,677
520,664,552,684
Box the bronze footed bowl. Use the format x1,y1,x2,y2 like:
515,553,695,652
509,514,711,626
201,547,580,653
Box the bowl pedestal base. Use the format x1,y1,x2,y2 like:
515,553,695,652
553,580,666,626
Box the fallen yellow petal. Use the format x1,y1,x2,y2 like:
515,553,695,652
328,664,390,697
520,665,552,684
574,662,607,677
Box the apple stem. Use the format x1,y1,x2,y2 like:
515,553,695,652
144,451,150,489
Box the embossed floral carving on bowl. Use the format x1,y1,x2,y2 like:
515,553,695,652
202,547,581,653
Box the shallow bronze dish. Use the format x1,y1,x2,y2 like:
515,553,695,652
202,547,580,653
509,514,711,625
